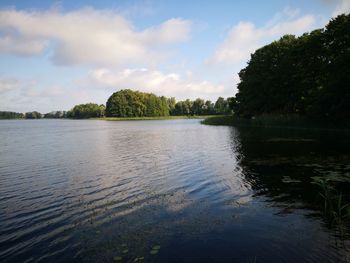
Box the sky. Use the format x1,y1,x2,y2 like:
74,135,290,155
0,0,349,113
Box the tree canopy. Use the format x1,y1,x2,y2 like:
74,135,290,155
106,89,169,117
0,111,24,119
232,14,350,120
67,103,105,119
44,111,67,118
25,111,42,119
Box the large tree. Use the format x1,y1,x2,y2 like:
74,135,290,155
105,89,169,117
233,13,350,120
67,103,105,119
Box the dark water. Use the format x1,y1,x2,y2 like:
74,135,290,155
0,119,349,262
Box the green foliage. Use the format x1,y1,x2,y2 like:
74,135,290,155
96,115,214,121
214,97,231,114
312,177,350,238
68,103,105,119
233,14,350,120
0,91,232,120
172,97,230,116
105,89,232,117
106,89,169,117
167,97,176,115
25,111,42,119
0,111,24,119
201,115,234,126
44,111,67,118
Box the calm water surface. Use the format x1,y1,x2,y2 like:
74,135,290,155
0,119,349,262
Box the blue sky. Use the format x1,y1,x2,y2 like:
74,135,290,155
0,0,349,112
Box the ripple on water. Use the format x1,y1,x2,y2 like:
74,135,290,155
0,119,348,262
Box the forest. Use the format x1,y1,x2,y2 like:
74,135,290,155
0,111,24,119
105,89,232,118
232,14,350,120
1,92,232,119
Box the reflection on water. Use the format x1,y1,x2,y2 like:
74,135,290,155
0,119,349,262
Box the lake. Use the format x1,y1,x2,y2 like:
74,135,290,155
0,119,349,262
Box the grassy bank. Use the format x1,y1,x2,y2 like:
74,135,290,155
92,115,216,121
201,115,235,126
202,114,350,130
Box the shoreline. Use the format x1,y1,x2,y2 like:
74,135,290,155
201,115,350,131
91,115,215,121
0,115,217,121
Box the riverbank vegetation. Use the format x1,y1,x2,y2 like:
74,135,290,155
202,114,350,130
25,111,42,119
230,14,349,121
105,89,232,118
67,103,105,119
0,111,24,119
93,115,214,121
1,90,232,119
203,14,350,130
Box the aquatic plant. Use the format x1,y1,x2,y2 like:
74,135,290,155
113,255,123,261
149,244,161,255
312,176,350,239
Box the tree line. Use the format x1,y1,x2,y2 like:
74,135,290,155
106,89,232,117
0,111,68,119
0,111,24,119
1,90,232,119
232,14,350,120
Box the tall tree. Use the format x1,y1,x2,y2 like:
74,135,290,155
232,14,350,120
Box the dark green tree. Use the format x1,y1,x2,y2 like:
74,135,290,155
0,111,24,119
192,98,205,115
68,103,105,119
105,89,169,117
214,97,229,114
25,111,42,119
167,97,176,115
232,14,350,120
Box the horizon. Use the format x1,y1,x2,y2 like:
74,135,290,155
0,0,349,113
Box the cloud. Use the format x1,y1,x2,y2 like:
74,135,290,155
0,78,20,94
207,8,316,65
81,68,225,100
0,8,191,66
332,0,350,16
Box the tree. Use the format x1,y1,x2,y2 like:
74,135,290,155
203,100,215,115
192,98,205,115
44,111,67,118
25,111,42,119
174,101,184,115
183,99,193,115
167,97,176,115
0,111,24,119
105,89,169,117
214,97,229,114
313,14,350,119
68,103,105,119
232,14,350,120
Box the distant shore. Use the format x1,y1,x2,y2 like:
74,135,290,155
92,115,215,121
0,115,217,121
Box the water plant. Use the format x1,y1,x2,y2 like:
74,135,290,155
312,176,350,239
113,256,123,261
133,256,145,262
150,244,161,255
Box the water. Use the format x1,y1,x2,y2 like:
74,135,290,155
0,119,349,262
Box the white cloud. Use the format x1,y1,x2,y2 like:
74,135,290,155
82,68,225,100
207,8,316,65
332,0,350,16
0,78,20,94
0,8,191,66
